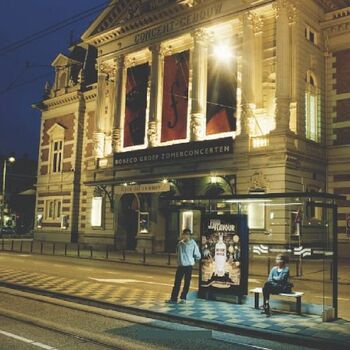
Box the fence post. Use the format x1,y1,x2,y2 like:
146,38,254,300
167,252,171,265
53,243,55,255
143,248,146,264
20,241,23,253
30,241,33,253
90,247,93,258
330,261,333,281
40,242,43,255
1,237,4,250
77,244,80,257
11,240,14,251
296,258,302,277
106,246,109,259
122,249,125,261
64,243,67,256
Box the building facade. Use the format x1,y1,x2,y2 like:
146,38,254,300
33,0,350,257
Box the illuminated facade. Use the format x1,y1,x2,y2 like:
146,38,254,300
34,0,350,257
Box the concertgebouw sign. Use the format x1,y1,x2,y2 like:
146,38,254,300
114,137,233,166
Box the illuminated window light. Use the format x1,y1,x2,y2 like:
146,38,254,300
210,176,218,184
123,182,128,187
162,178,168,184
213,44,234,63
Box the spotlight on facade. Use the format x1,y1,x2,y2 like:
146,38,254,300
162,178,168,184
210,176,218,184
123,182,128,187
213,44,234,63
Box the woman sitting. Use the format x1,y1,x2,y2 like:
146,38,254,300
262,254,293,316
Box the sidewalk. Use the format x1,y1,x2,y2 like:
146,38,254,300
1,238,349,285
0,263,349,349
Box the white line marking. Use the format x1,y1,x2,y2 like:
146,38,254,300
0,330,57,349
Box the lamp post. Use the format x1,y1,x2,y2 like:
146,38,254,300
1,156,15,227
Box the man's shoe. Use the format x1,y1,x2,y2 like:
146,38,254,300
165,299,177,304
179,299,186,304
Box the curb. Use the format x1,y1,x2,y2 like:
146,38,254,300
0,280,348,350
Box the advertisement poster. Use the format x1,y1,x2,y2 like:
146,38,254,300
206,54,237,135
200,214,248,296
161,50,189,142
124,63,150,147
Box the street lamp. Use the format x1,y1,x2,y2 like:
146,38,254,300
1,156,15,227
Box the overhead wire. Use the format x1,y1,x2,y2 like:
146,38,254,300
0,1,111,57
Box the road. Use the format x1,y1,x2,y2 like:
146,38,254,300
0,285,316,350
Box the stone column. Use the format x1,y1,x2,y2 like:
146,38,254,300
147,44,164,147
274,0,294,132
240,12,256,136
254,16,263,108
94,67,107,158
190,29,208,141
112,55,126,153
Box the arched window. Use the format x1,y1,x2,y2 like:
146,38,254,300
305,71,320,142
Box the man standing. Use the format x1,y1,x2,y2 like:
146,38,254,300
166,228,201,304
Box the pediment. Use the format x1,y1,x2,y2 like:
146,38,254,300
51,53,80,68
47,123,66,138
82,0,178,41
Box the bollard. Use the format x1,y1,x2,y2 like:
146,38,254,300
143,248,146,264
106,246,109,259
1,237,4,250
20,241,23,253
122,249,125,261
40,242,43,254
167,252,171,265
77,244,80,257
11,240,14,251
296,258,303,277
30,241,33,253
267,257,271,275
330,262,333,281
64,243,67,256
90,247,93,258
53,243,55,255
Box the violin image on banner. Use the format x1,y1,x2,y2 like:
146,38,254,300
161,51,189,142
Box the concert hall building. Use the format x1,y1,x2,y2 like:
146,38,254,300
33,0,350,259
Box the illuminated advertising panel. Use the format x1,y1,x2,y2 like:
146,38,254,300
124,63,150,147
199,214,248,298
161,50,189,142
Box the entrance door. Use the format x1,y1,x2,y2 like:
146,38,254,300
119,194,139,250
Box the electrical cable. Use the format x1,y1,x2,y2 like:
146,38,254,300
0,1,111,57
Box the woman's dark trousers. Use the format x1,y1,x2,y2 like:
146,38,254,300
170,266,193,301
263,281,282,304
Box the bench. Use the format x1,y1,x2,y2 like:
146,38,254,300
249,287,304,315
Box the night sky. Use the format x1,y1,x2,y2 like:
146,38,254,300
0,1,107,161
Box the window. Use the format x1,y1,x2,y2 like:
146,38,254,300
52,140,63,173
91,197,103,227
305,26,318,45
45,199,62,220
247,202,265,230
305,72,320,142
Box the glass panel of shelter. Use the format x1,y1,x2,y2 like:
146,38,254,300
168,195,338,319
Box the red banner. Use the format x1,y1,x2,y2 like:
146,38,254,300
124,63,150,147
206,54,237,135
161,51,189,142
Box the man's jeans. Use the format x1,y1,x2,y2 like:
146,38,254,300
170,265,193,301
